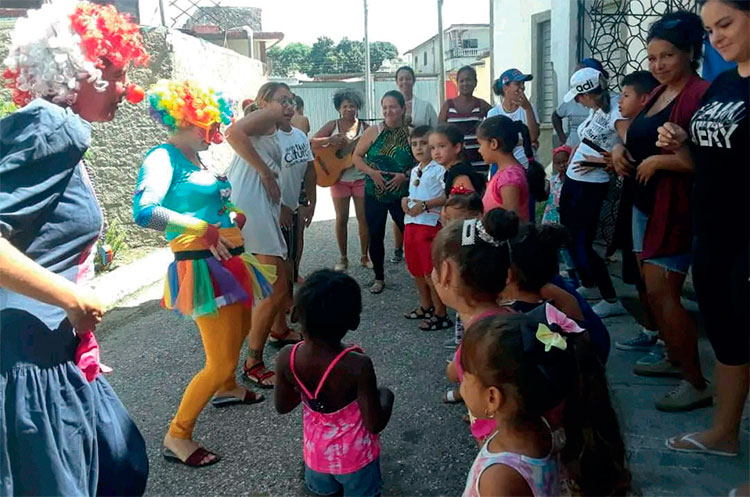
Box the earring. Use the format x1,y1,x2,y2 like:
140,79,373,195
483,407,495,419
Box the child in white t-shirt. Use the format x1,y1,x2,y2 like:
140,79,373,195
401,125,450,331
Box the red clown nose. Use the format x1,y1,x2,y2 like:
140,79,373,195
125,84,145,104
210,131,225,145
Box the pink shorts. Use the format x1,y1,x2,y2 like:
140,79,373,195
331,179,365,199
404,223,441,278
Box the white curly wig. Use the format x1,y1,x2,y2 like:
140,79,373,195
2,0,148,107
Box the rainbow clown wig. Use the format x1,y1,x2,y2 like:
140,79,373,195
2,0,149,107
147,79,233,136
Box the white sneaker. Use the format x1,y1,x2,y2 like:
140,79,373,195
655,380,713,412
576,285,601,300
592,299,627,318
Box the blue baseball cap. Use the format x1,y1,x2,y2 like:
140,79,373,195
498,68,533,86
580,58,610,80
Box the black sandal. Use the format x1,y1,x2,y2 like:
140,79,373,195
163,446,221,468
419,314,454,331
404,306,434,320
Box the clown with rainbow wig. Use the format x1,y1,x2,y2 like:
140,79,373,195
133,79,274,467
0,1,149,494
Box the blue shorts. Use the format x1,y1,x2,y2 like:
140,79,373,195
305,459,382,497
632,206,691,274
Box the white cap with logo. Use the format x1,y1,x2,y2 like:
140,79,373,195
563,67,602,102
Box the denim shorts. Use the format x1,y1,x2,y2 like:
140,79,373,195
632,206,691,274
305,459,382,497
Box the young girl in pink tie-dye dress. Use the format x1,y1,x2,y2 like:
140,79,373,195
275,270,394,497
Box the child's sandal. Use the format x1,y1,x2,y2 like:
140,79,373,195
419,314,454,331
404,306,433,320
442,389,463,404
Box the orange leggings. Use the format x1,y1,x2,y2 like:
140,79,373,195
169,303,250,439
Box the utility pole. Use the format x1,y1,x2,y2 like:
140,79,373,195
437,0,446,106
363,0,373,119
489,0,495,105
158,0,167,27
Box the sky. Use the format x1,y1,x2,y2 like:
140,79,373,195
231,0,490,56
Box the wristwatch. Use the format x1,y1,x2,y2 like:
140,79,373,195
421,201,427,212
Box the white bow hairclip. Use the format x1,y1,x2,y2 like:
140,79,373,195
461,219,503,248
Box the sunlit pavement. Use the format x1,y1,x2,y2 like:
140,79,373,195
97,216,749,496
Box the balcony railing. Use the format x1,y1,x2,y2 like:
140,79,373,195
446,47,481,59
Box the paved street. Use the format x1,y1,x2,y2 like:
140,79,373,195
97,216,749,496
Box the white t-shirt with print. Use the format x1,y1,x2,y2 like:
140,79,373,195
567,95,623,184
405,160,446,227
228,131,287,258
277,126,314,210
487,103,539,167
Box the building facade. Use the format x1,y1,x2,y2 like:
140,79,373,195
405,24,490,75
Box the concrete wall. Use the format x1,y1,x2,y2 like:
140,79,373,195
0,24,266,250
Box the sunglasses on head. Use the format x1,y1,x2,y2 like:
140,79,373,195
413,168,423,187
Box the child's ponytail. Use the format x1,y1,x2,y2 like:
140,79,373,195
514,120,548,202
562,336,632,496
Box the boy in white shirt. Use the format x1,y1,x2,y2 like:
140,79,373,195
401,126,451,331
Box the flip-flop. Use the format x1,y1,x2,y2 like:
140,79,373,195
665,433,739,457
211,390,265,408
162,446,221,467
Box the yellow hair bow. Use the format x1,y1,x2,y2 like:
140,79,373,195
536,323,568,352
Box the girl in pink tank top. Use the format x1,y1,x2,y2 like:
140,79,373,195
275,270,394,497
477,115,544,222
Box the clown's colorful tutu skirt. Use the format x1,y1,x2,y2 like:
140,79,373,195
162,227,276,318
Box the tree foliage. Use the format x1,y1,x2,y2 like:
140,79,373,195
267,42,311,77
268,37,399,77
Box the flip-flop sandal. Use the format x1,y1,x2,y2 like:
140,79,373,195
442,390,463,404
268,329,302,347
243,362,275,389
211,390,265,408
404,306,434,320
665,433,739,457
162,446,221,468
419,314,454,331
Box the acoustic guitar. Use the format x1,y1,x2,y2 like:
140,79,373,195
313,137,361,187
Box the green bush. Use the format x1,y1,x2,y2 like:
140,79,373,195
0,98,17,118
95,218,128,273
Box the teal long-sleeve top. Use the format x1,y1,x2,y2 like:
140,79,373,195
133,144,238,241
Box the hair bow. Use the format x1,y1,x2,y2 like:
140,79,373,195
535,303,584,352
545,303,584,334
450,185,472,196
536,323,568,352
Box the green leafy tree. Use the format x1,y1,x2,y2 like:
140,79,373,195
307,36,338,78
267,42,312,77
369,41,399,72
268,37,400,78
